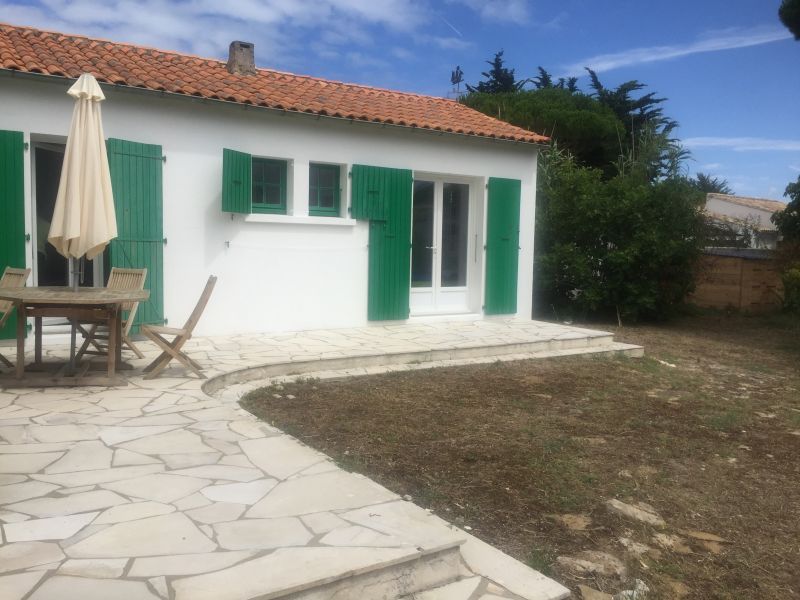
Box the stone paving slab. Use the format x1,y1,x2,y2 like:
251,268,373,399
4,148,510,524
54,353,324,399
0,319,598,599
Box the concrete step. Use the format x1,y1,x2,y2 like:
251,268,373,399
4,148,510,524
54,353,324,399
400,575,484,599
399,532,573,600
279,542,464,600
274,520,571,600
171,542,464,600
205,331,636,397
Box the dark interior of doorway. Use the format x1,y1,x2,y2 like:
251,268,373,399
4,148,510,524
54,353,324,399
35,144,94,287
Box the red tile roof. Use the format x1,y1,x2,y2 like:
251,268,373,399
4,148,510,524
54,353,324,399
0,23,548,145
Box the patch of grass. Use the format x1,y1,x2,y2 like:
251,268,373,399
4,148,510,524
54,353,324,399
632,357,665,375
704,409,747,432
527,545,557,577
333,453,362,473
652,560,685,580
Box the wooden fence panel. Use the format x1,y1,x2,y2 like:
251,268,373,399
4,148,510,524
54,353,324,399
691,253,783,312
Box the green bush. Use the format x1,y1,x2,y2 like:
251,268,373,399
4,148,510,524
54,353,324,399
782,266,800,313
534,149,705,322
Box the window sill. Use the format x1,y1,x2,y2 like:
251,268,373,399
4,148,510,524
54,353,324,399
243,214,358,227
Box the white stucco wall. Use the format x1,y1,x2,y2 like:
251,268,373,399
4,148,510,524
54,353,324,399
1,74,539,335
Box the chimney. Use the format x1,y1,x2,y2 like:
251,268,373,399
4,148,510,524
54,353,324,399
227,41,256,75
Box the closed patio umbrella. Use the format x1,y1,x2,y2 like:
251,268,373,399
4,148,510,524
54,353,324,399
48,72,117,265
47,73,117,372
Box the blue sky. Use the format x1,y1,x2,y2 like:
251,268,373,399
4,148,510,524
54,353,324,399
3,0,798,200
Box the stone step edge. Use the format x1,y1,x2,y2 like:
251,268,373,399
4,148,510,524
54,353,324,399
203,333,618,397
212,342,643,406
457,533,571,600
270,540,465,600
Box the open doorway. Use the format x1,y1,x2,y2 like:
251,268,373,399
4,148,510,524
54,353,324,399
34,143,97,288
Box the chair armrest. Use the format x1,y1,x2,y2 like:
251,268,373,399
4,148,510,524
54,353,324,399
141,324,186,336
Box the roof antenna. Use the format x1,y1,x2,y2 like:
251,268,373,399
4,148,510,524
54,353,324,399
450,66,464,99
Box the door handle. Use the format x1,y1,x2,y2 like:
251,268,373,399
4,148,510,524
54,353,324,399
425,246,437,250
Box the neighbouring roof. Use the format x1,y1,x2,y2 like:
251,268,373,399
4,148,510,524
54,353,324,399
706,193,787,214
0,23,548,145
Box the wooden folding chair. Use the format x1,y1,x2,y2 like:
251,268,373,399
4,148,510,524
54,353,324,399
75,267,148,361
141,275,217,380
0,267,31,367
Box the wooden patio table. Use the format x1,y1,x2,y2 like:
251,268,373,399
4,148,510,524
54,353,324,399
0,287,149,382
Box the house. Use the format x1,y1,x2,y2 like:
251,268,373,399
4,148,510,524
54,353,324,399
0,23,547,338
705,192,785,249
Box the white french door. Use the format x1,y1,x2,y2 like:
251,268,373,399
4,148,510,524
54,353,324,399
410,178,472,314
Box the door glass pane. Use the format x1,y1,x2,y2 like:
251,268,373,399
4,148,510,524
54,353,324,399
35,146,69,286
441,183,469,287
411,180,434,288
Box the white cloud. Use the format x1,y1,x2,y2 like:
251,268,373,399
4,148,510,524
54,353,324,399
0,0,432,67
683,137,800,152
560,26,791,76
539,11,567,31
700,163,723,170
345,51,390,69
391,47,415,61
432,36,472,50
447,0,530,24
790,165,800,173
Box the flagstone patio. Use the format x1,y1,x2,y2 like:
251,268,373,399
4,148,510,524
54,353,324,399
0,318,639,599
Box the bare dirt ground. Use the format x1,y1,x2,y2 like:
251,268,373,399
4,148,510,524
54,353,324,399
241,313,800,599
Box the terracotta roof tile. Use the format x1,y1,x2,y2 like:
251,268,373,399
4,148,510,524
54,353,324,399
0,23,548,145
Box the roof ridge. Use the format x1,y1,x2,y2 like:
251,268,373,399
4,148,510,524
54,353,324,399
0,21,461,105
0,21,548,144
707,192,786,209
0,21,225,65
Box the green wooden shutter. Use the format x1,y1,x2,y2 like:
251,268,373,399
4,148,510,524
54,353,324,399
351,164,413,320
0,130,27,340
351,164,391,221
485,177,521,315
107,138,164,332
222,148,252,213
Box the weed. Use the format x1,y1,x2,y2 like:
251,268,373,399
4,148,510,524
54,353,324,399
527,545,556,577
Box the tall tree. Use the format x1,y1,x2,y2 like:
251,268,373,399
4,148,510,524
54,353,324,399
466,51,524,94
691,172,733,195
559,77,580,93
532,67,553,89
585,68,676,138
586,69,685,181
532,67,578,93
772,176,800,241
780,0,800,39
463,58,688,180
462,88,625,174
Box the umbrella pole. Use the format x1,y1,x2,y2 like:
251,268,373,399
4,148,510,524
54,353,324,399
69,257,78,376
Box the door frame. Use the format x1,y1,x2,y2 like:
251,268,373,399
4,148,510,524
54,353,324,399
410,172,478,316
